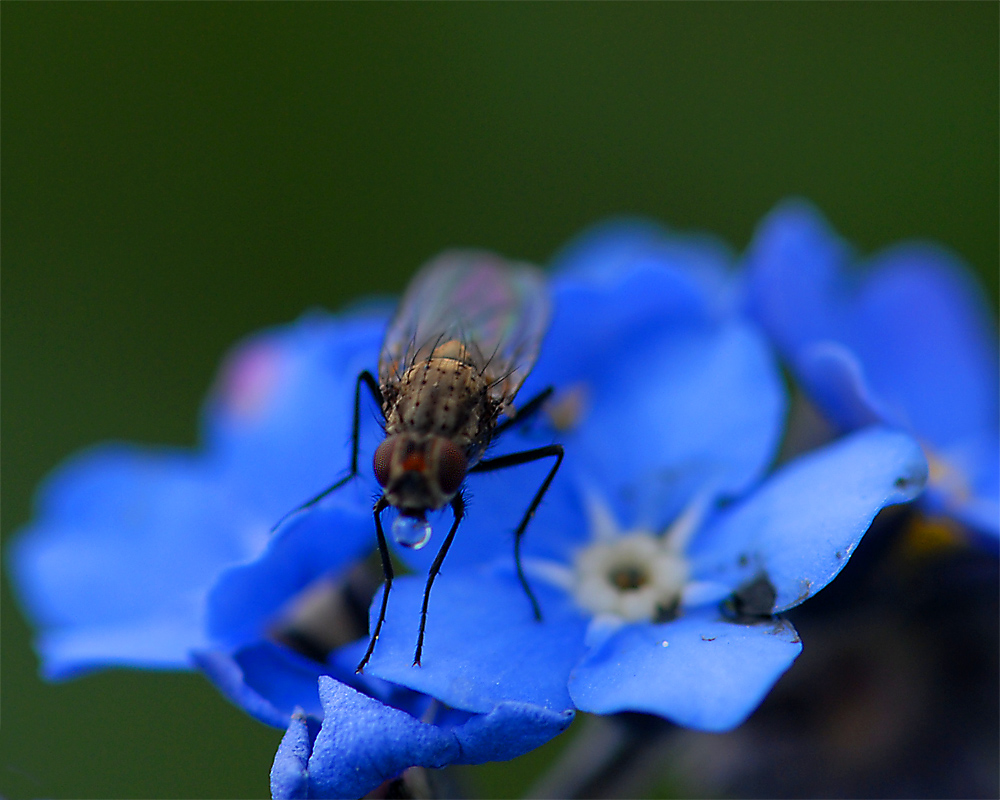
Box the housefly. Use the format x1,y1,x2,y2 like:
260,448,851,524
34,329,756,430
281,252,563,672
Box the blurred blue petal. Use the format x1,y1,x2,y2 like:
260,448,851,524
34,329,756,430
9,445,251,677
745,199,998,536
207,497,372,649
795,341,888,431
193,645,315,729
568,613,802,731
567,319,784,522
203,311,386,520
692,427,928,611
549,217,738,319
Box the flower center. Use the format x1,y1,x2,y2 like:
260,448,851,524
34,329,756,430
572,533,690,623
610,564,649,591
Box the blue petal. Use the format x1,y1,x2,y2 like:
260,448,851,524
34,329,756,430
746,199,998,469
203,310,386,522
843,244,999,447
206,496,373,648
568,612,802,731
33,617,210,680
365,568,587,714
924,430,1000,538
795,342,889,431
436,319,786,572
9,445,251,677
297,677,459,798
549,217,738,319
744,199,849,353
528,253,717,399
447,701,574,765
194,643,451,733
563,319,784,524
193,645,315,729
271,709,321,800
277,676,573,798
691,427,928,611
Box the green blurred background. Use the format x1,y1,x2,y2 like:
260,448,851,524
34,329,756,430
3,4,996,798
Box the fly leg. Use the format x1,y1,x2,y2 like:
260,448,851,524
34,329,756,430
470,444,564,620
357,494,465,670
271,369,383,532
356,495,393,673
492,386,554,438
412,494,465,666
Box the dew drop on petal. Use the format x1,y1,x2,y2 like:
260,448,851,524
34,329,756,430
393,515,432,549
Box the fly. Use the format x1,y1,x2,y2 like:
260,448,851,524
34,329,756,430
278,251,563,672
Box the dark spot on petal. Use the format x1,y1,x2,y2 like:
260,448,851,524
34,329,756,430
723,573,778,621
653,599,681,623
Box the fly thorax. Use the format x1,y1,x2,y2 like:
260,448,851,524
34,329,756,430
387,357,489,448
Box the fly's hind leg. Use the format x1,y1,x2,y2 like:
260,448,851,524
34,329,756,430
470,443,564,620
270,369,383,532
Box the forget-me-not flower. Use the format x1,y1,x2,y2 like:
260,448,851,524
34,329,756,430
10,216,934,796
744,200,998,539
351,224,929,732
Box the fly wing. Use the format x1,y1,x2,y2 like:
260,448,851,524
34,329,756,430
379,251,550,405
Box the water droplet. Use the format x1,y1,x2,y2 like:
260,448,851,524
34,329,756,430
393,515,432,549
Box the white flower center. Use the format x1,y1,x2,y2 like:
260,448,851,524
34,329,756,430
572,532,690,622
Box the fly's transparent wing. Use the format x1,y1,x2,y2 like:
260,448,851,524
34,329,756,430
379,251,550,405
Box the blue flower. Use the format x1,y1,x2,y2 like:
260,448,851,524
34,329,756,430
8,305,572,797
9,217,933,796
744,200,998,538
349,224,929,732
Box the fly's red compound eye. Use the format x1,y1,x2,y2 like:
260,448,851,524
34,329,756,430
435,440,468,497
373,439,395,487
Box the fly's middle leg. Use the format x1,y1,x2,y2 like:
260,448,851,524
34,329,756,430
470,443,564,620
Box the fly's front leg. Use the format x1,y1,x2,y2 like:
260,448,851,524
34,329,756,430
356,496,393,673
271,369,383,532
412,494,465,666
470,444,564,620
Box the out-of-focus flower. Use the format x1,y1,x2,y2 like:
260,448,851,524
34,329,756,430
358,225,929,733
10,311,384,680
744,200,998,538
